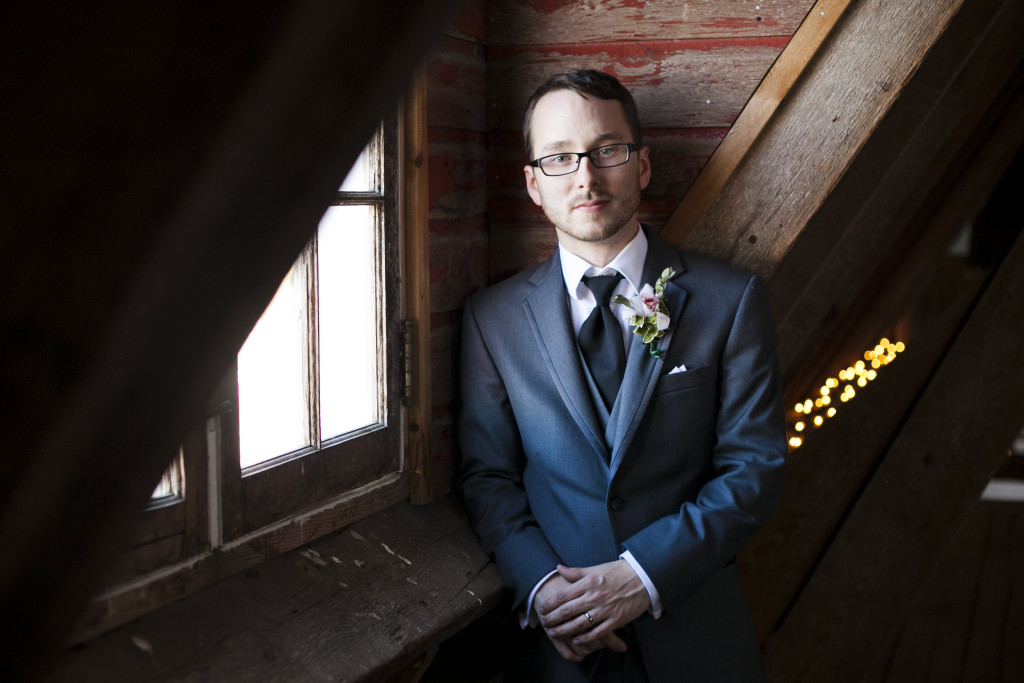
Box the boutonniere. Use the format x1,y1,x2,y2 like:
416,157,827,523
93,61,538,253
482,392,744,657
613,267,676,359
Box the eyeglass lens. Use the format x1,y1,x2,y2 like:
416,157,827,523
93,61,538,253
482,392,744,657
539,144,631,176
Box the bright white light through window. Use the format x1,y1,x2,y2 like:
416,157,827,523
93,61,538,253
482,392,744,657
238,267,308,467
237,147,383,470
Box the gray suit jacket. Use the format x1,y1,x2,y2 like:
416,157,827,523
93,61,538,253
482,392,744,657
458,227,786,681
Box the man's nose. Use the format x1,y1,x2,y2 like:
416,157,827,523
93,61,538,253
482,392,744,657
575,157,600,189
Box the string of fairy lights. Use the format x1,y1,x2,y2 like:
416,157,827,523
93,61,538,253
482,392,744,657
788,337,906,449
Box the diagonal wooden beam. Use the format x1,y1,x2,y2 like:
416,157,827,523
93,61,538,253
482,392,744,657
660,0,857,247
761,223,1024,683
739,69,1024,642
659,0,969,284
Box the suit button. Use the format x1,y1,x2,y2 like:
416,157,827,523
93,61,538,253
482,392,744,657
609,497,625,511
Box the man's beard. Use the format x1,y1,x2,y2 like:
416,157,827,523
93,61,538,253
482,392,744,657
542,184,641,244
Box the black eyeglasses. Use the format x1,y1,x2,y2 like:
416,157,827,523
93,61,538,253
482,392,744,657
529,143,638,177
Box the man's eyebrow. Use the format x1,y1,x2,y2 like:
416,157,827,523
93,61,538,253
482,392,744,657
538,132,627,154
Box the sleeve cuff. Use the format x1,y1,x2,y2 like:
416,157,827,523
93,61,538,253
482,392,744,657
520,569,559,629
620,550,663,619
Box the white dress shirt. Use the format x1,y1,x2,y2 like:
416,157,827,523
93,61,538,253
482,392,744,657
522,226,664,627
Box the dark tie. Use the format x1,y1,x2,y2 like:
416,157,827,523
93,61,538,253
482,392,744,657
579,272,625,410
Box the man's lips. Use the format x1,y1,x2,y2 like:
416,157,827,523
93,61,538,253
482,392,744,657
573,198,610,212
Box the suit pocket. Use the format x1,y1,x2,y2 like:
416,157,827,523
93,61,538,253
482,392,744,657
655,364,713,394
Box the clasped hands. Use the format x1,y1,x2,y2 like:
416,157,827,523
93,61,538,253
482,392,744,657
534,559,650,663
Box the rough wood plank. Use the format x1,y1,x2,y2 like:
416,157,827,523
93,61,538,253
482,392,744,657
404,72,435,504
426,36,487,133
51,499,504,683
661,0,855,245
72,475,410,645
486,0,813,46
428,127,488,221
768,0,1024,392
665,0,967,282
960,504,1017,681
761,230,1024,682
487,38,789,131
738,256,988,639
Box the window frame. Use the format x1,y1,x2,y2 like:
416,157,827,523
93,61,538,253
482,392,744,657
77,82,432,643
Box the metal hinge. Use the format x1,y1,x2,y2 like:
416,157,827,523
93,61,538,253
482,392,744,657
400,319,414,406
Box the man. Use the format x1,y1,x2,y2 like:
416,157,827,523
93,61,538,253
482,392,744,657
458,69,786,682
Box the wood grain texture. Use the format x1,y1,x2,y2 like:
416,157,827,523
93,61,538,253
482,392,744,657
487,37,789,131
768,0,1024,391
71,475,411,645
404,72,434,505
486,0,812,46
762,231,1024,682
428,127,488,221
668,0,966,282
864,502,1024,683
426,35,488,133
739,257,988,640
53,499,504,683
661,0,856,245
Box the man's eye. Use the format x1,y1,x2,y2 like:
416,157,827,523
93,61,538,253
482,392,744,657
596,146,616,156
549,154,570,164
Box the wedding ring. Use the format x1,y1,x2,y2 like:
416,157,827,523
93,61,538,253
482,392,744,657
584,611,594,625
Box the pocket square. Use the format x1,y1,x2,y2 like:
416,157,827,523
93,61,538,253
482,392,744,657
668,364,687,374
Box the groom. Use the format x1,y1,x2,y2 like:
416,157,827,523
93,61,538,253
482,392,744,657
458,69,787,682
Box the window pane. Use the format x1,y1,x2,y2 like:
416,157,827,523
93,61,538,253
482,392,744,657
237,266,308,468
339,146,373,192
149,448,184,505
318,205,380,440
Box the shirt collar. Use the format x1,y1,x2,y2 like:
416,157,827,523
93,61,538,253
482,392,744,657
559,226,648,300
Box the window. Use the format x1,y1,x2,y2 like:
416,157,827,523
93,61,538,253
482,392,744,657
87,105,423,638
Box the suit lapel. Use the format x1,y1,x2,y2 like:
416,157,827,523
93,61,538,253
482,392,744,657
608,229,688,473
523,254,609,462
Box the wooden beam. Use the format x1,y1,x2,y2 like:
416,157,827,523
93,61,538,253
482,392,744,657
661,0,969,282
740,27,1024,642
403,71,436,505
762,228,1024,681
770,0,1024,393
660,0,857,246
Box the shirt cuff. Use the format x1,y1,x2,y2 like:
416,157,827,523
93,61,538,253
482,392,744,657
520,569,559,629
620,550,663,619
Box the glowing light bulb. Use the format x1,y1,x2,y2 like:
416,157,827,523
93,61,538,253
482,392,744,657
795,421,805,431
789,436,803,448
795,403,804,413
827,407,836,417
814,415,824,426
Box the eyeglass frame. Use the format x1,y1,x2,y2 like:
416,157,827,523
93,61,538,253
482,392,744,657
528,143,639,177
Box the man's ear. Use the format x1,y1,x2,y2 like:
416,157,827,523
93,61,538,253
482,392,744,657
524,165,543,207
638,146,652,191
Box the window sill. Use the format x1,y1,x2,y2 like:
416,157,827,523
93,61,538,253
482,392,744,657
50,497,504,682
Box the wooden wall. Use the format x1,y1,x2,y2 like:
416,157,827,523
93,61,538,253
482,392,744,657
484,0,813,280
424,0,490,495
421,0,815,499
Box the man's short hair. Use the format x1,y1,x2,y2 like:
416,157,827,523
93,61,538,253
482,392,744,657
522,69,643,160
